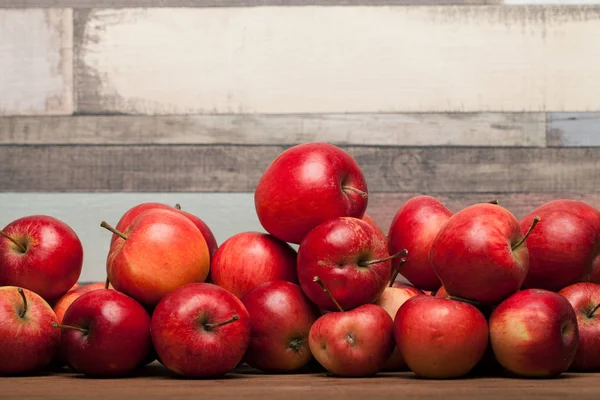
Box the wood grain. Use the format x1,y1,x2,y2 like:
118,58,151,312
3,146,600,192
0,9,72,116
0,113,546,146
547,113,600,146
74,7,600,114
1,363,600,400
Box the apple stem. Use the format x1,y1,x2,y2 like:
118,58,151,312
342,186,368,200
448,295,482,307
17,288,27,318
0,230,26,253
389,258,408,287
588,304,600,318
488,200,499,205
511,216,541,251
100,221,128,240
359,249,408,267
313,276,344,312
204,315,239,331
52,321,89,334
105,277,110,290
175,203,181,210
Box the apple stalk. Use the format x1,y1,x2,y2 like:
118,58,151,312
17,288,27,318
0,230,27,253
389,258,408,287
204,315,240,331
512,216,541,251
100,221,128,240
52,321,89,334
342,186,368,199
589,304,600,318
313,276,344,312
359,249,408,267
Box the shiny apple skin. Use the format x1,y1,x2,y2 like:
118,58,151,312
362,213,386,239
388,196,451,291
0,287,61,375
151,283,251,377
254,142,368,244
0,215,83,301
298,217,391,311
559,283,600,371
489,289,579,378
309,304,394,377
521,200,600,291
430,204,528,305
241,281,320,372
107,209,210,306
53,282,111,324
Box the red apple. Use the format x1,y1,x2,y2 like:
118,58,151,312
559,283,600,371
53,282,112,324
593,263,600,285
104,209,210,305
151,283,251,377
395,295,488,378
55,289,151,377
489,289,579,377
210,232,297,299
374,282,423,371
0,215,83,301
298,217,398,311
388,196,451,291
175,205,218,258
521,200,600,291
255,142,368,244
241,281,320,372
430,203,535,305
0,287,60,375
309,303,394,377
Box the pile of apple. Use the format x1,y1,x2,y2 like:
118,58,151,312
2,142,600,380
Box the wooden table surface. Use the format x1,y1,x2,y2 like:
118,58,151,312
2,363,600,400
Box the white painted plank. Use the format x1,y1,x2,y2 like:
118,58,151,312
547,113,600,146
0,9,73,115
505,1,600,4
0,113,547,146
75,6,600,114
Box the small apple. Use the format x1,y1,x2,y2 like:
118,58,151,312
102,208,210,305
430,203,539,305
489,289,579,377
241,281,320,372
210,232,297,299
395,295,488,378
151,283,251,377
298,217,402,311
559,283,600,371
255,142,368,244
0,287,61,375
54,289,151,377
0,216,83,301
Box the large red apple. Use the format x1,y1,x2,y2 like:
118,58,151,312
0,287,61,375
151,283,251,377
395,295,488,378
388,196,451,291
53,282,112,324
210,232,297,299
375,282,423,370
489,289,579,377
559,283,600,371
241,281,320,372
0,215,83,301
103,209,210,306
298,217,397,311
521,200,600,291
309,303,394,377
430,203,537,305
255,142,368,244
55,289,151,377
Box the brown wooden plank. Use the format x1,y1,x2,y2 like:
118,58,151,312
3,146,600,193
547,113,600,147
0,113,546,147
1,363,600,400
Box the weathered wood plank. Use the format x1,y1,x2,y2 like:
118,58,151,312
0,9,72,115
3,146,600,192
74,7,600,114
0,113,546,146
547,113,600,146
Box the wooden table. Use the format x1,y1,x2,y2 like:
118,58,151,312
2,363,600,400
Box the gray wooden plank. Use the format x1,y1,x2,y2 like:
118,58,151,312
0,113,546,147
0,0,500,7
2,146,600,192
547,113,600,146
74,7,600,115
0,9,73,115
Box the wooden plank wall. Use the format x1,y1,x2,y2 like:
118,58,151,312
1,2,600,281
